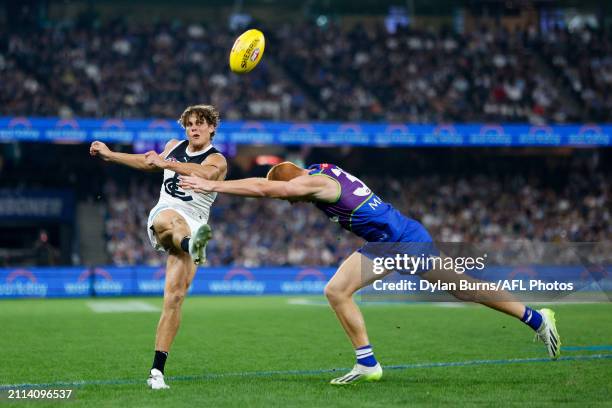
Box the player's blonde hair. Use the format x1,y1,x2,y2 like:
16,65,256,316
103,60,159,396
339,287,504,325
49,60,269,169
266,162,305,182
178,105,220,139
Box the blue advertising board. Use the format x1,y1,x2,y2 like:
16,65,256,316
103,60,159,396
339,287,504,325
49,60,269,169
1,117,610,147
0,189,75,221
0,265,609,299
0,266,336,298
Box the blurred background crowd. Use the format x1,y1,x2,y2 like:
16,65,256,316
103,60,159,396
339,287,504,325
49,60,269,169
0,0,610,268
2,18,610,123
102,152,610,267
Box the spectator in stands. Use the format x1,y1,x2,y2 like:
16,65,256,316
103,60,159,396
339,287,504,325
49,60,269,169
33,230,60,266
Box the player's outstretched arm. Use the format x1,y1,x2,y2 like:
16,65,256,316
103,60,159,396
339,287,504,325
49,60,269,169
179,174,337,202
89,140,177,172
162,153,228,181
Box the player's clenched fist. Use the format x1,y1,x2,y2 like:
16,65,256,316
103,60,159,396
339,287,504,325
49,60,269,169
89,141,112,160
144,151,166,169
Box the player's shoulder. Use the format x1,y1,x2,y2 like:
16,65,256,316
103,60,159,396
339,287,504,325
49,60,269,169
204,147,227,162
164,139,181,150
161,139,186,159
307,163,339,174
202,147,228,175
292,173,338,203
207,146,226,158
295,172,335,189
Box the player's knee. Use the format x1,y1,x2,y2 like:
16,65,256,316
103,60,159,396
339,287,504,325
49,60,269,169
324,282,349,305
154,215,188,252
153,213,172,233
164,291,186,310
153,218,173,247
163,284,187,310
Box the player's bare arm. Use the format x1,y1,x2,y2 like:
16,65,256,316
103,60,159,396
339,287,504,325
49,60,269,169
154,152,227,181
90,139,178,172
179,174,337,202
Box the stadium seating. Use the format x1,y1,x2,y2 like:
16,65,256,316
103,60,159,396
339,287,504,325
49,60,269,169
103,168,610,267
1,20,610,122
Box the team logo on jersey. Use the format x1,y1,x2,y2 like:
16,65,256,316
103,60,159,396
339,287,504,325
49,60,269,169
164,175,193,201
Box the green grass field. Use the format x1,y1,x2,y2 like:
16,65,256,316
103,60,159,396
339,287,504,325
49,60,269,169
1,296,611,407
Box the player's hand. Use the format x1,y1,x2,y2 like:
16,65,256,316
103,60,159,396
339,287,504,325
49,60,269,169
143,151,166,169
179,175,217,193
89,141,112,161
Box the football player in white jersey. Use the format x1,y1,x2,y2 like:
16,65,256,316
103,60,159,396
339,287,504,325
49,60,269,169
90,105,227,389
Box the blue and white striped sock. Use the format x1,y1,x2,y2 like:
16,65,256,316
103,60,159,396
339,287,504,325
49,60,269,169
521,307,543,331
355,344,378,367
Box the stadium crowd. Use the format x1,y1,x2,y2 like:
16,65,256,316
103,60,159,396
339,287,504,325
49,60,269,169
277,23,571,123
2,19,610,123
1,21,314,120
539,27,612,122
103,169,610,267
2,14,610,267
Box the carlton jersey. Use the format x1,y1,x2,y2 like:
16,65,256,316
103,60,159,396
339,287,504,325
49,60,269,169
155,140,220,221
308,163,432,243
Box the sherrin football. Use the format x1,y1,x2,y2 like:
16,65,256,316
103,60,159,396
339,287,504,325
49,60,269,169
229,29,266,74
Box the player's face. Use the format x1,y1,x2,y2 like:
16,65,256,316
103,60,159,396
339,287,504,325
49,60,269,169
186,114,214,149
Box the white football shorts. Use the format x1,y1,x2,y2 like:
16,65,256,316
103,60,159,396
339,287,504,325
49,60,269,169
146,203,207,252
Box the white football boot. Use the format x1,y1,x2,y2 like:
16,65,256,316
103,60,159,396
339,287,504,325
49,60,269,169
189,224,212,265
330,363,383,385
535,308,561,359
147,368,170,390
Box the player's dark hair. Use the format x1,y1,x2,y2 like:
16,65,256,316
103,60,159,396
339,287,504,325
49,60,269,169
178,105,220,139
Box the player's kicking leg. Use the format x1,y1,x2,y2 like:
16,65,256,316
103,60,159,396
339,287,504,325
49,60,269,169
421,266,561,359
324,252,384,385
146,209,212,389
